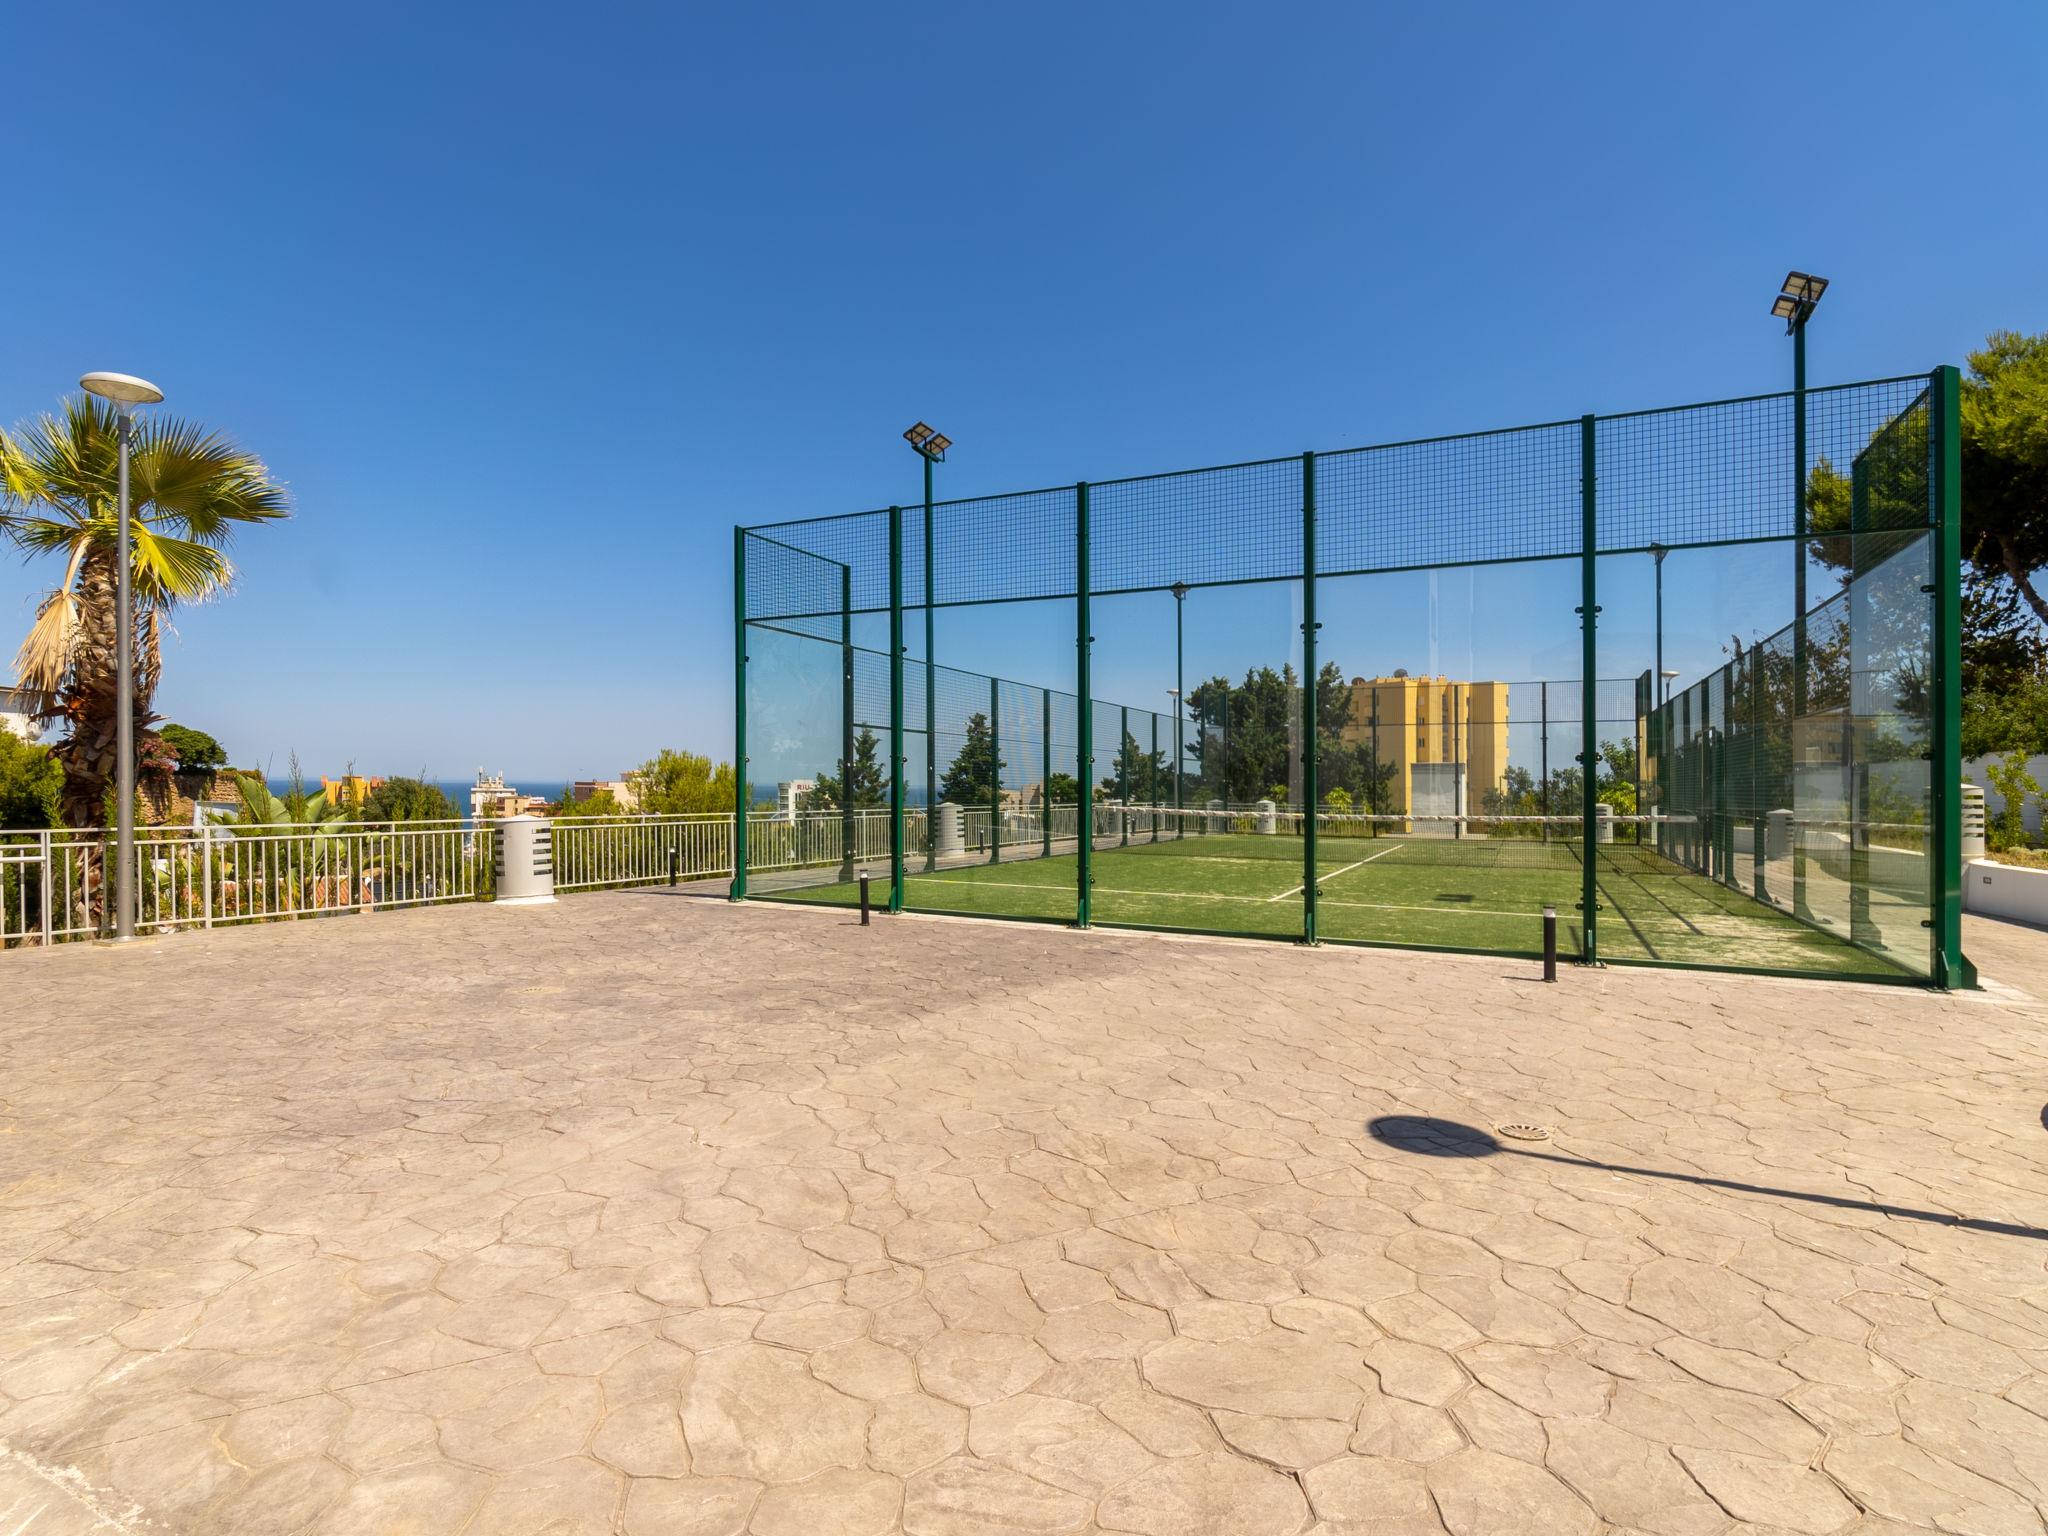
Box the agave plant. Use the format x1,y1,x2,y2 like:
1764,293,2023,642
217,769,361,914
227,771,351,829
0,397,288,826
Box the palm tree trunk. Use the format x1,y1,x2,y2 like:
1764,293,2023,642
54,549,170,828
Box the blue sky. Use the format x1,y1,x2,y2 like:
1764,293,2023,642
4,2,2042,783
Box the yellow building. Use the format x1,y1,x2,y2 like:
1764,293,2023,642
1339,675,1510,828
319,773,385,810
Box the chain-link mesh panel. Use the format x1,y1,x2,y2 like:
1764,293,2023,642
1319,423,1582,573
1090,459,1301,593
1641,528,1933,977
926,488,1077,605
743,531,850,640
1595,379,1930,551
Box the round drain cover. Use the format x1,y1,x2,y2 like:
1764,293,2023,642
1495,1122,1552,1142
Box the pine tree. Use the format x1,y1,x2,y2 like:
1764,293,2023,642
940,713,1003,805
807,728,887,810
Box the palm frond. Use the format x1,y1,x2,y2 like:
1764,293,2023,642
11,589,76,708
1,396,288,555
128,522,235,604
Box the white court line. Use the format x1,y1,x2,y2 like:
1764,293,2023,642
1268,841,1405,901
906,876,1542,920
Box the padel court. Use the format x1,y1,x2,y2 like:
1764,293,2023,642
767,816,1921,978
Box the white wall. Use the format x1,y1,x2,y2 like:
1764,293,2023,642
1965,858,2048,925
1961,754,2048,838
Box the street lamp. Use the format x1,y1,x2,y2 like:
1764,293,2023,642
79,371,165,943
1660,669,1680,704
906,423,950,868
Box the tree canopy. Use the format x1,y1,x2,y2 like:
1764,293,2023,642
806,727,887,810
1961,330,2048,624
628,749,736,814
0,730,62,828
360,776,458,822
160,723,228,775
940,713,1002,805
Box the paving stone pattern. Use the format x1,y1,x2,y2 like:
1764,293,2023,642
1,895,2045,1534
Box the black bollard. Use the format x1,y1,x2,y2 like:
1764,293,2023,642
668,847,678,887
859,873,871,926
1542,906,1557,982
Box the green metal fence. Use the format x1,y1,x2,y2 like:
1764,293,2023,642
734,369,1969,987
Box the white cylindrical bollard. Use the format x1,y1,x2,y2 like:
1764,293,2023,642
1961,782,1987,861
494,815,556,905
1256,798,1278,835
1766,808,1794,860
1594,803,1614,844
933,802,964,858
1206,798,1225,834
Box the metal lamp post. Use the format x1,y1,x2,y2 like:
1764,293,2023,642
903,423,950,870
1772,273,1826,921
79,370,165,943
1772,272,1827,717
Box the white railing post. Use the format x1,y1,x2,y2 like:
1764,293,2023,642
200,823,213,929
39,830,53,947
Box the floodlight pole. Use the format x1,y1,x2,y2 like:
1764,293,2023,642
1791,316,1810,921
922,451,937,870
112,408,137,940
1792,311,1808,719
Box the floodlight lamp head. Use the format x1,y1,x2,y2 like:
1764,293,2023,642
926,433,951,459
903,422,933,448
1772,270,1828,332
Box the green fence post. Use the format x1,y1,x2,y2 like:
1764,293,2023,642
839,562,856,882
1750,645,1767,902
1302,450,1320,944
889,505,905,911
1714,666,1732,885
990,676,1002,865
730,527,748,901
1076,483,1092,928
1579,417,1598,962
1041,689,1053,857
1930,364,1973,987
1150,712,1160,842
1118,705,1129,847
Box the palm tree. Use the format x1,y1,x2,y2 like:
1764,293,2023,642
0,396,288,826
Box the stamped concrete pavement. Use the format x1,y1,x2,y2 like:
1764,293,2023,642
0,895,2044,1534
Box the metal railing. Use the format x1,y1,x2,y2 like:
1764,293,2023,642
0,810,921,950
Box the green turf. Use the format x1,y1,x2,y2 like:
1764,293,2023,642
764,828,1919,979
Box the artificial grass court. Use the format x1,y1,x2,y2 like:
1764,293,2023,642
766,824,1914,978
